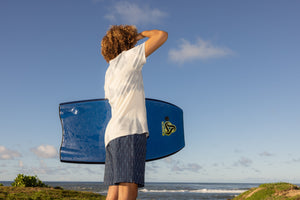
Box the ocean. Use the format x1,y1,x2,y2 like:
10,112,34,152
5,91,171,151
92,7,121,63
1,181,260,200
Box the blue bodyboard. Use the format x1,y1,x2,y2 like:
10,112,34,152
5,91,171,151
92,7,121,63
59,98,184,164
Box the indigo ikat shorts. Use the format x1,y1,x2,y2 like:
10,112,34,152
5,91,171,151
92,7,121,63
104,133,147,187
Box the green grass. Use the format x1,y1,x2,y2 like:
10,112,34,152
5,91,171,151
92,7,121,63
0,185,106,200
233,182,300,200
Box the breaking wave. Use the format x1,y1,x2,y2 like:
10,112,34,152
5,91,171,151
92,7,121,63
139,188,246,194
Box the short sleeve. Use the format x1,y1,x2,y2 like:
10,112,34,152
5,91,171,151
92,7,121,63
126,42,146,70
137,42,146,66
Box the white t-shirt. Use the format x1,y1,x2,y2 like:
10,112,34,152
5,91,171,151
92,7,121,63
104,42,149,147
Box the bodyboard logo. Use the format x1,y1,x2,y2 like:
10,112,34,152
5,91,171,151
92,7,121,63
162,116,176,136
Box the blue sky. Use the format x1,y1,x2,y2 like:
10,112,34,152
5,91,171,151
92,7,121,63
1,0,300,183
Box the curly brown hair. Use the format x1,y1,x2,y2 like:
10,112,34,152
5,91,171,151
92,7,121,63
101,25,138,62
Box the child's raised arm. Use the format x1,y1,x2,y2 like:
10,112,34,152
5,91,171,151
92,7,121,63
137,30,168,57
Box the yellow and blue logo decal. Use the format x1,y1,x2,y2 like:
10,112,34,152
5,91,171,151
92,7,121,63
162,116,176,136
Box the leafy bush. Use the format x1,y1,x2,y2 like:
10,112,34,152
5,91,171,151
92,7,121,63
11,174,48,187
0,183,3,186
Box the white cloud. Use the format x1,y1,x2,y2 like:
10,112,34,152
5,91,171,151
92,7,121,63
31,145,58,159
234,157,252,167
169,38,234,64
185,163,202,172
259,151,274,157
104,1,167,25
164,157,202,173
0,145,21,160
0,169,8,174
146,162,159,173
292,158,300,162
19,160,24,168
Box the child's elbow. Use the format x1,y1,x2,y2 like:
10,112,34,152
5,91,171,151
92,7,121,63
162,31,168,39
159,30,168,42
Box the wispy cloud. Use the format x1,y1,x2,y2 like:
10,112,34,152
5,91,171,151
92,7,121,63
169,38,234,64
19,160,24,168
104,1,167,25
20,162,103,178
30,145,58,159
259,151,274,157
291,158,300,162
0,146,21,160
234,157,253,167
0,169,8,174
20,160,62,175
164,157,202,173
146,162,159,173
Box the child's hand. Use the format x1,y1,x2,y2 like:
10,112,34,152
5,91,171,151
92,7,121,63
136,33,146,41
140,30,168,57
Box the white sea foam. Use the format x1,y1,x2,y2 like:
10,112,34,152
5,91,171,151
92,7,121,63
189,189,246,194
139,188,246,194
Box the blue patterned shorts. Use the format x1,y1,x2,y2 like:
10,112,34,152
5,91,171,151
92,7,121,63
104,133,147,187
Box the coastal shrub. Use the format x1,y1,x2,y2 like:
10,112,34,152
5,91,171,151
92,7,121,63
245,187,274,200
0,184,106,199
54,186,64,190
0,183,3,186
233,182,300,200
11,174,48,187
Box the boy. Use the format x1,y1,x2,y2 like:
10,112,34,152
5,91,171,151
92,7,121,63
101,25,168,200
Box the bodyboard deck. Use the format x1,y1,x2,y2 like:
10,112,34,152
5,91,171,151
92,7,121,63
59,98,184,164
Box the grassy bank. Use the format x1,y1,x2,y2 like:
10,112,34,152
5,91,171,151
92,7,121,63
0,185,106,200
233,182,300,200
